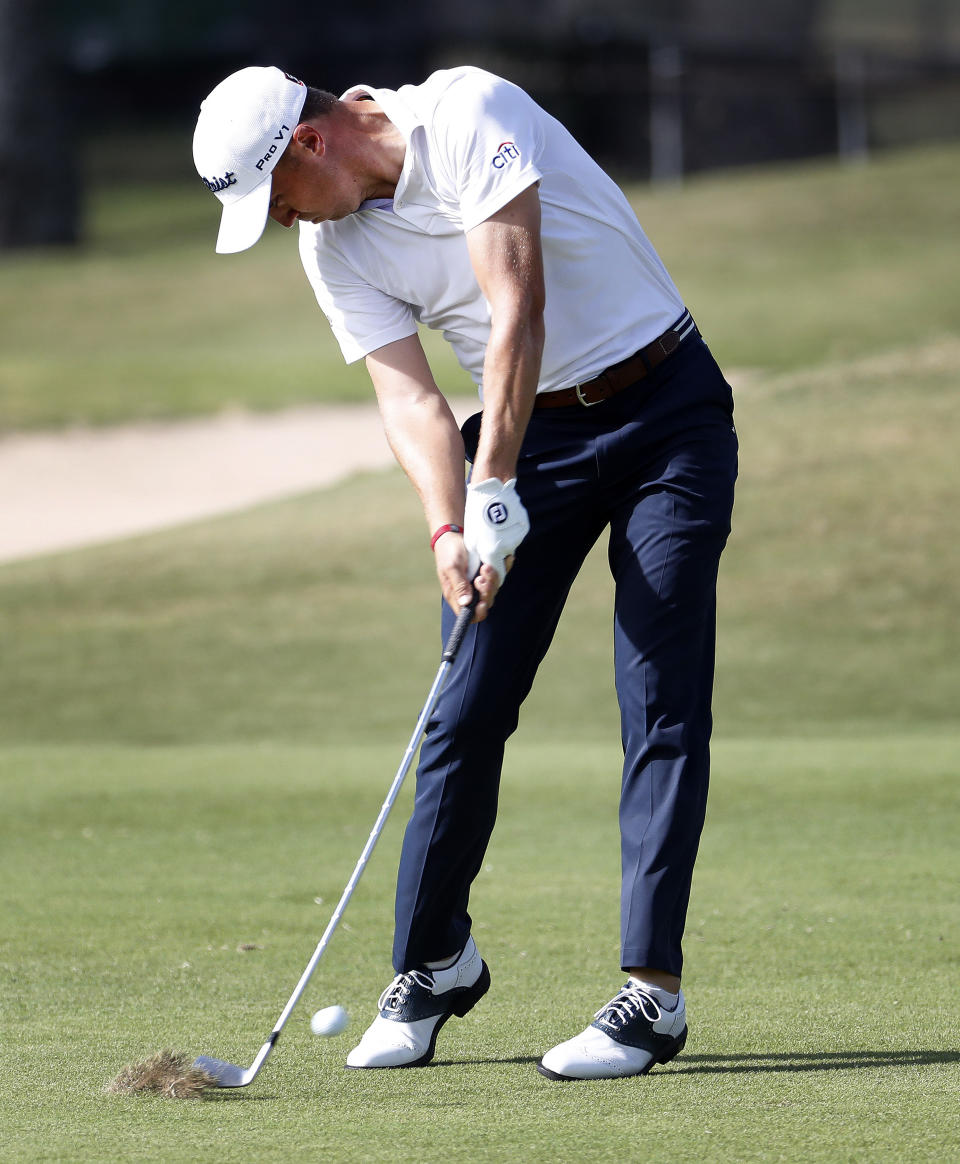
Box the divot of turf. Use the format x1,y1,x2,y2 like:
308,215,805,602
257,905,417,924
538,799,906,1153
105,1049,216,1099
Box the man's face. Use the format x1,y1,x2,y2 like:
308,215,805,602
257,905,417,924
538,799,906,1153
267,138,362,229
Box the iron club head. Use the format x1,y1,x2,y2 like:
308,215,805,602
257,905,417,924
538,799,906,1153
192,1055,256,1087
192,1033,278,1087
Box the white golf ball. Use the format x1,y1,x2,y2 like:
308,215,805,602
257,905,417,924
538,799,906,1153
310,1005,349,1037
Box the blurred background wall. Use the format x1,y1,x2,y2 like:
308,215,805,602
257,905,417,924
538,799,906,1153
3,0,959,246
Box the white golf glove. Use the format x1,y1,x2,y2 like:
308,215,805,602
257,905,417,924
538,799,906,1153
463,477,530,585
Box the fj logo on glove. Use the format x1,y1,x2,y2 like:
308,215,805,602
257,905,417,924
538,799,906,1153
485,501,509,525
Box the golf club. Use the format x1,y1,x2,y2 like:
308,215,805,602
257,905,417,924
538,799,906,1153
194,590,479,1088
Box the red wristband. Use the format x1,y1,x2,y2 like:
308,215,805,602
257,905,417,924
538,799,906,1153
430,523,464,551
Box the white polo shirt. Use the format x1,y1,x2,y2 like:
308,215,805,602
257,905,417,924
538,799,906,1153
298,66,685,397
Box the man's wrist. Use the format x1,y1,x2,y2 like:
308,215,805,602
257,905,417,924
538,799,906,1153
471,460,518,484
430,523,464,551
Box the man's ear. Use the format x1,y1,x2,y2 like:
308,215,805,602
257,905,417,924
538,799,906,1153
290,122,324,157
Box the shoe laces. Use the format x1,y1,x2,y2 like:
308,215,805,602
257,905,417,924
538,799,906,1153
594,982,662,1030
378,969,434,1012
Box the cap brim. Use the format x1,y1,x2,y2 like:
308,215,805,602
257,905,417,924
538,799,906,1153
215,175,273,254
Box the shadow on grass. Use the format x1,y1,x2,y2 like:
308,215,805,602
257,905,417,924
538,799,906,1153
434,1049,959,1074
433,1056,542,1068
198,1050,959,1093
203,1092,278,1102
671,1050,960,1075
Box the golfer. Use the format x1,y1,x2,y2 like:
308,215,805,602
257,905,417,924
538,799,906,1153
194,64,737,1080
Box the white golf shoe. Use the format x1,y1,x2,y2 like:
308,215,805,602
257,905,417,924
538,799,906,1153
346,937,490,1068
538,979,687,1080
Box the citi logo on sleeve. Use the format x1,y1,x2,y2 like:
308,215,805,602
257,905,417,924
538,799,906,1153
201,171,237,192
491,141,520,170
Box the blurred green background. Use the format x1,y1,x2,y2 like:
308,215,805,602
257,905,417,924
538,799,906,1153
2,143,958,430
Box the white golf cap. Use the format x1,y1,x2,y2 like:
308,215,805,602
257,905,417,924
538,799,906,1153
193,66,308,254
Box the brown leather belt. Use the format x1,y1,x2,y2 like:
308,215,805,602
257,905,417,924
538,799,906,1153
534,315,699,409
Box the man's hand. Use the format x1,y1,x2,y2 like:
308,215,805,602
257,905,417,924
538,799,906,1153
433,526,511,624
463,477,529,584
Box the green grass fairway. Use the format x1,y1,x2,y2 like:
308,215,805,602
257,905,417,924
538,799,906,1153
2,146,960,1159
2,739,958,1162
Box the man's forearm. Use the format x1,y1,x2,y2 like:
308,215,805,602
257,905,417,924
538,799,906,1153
466,184,546,483
365,334,469,536
380,390,468,533
472,310,545,483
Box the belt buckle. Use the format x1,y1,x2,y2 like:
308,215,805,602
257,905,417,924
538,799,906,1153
574,382,602,407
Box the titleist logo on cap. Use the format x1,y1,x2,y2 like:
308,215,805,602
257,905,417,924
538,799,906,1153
201,172,237,193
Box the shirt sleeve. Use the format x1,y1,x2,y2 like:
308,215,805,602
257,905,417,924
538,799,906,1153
298,224,417,364
430,69,545,232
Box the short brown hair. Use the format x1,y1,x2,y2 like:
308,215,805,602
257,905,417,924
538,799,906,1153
300,86,339,121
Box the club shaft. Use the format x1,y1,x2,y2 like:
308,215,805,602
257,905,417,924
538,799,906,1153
265,655,454,1041
200,594,477,1086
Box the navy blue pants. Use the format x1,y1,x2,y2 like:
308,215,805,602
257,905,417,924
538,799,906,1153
393,334,738,977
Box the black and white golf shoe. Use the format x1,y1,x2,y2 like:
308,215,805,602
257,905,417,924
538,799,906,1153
346,937,490,1068
538,979,687,1080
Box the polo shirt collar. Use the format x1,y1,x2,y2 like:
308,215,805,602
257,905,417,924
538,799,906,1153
340,83,422,210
